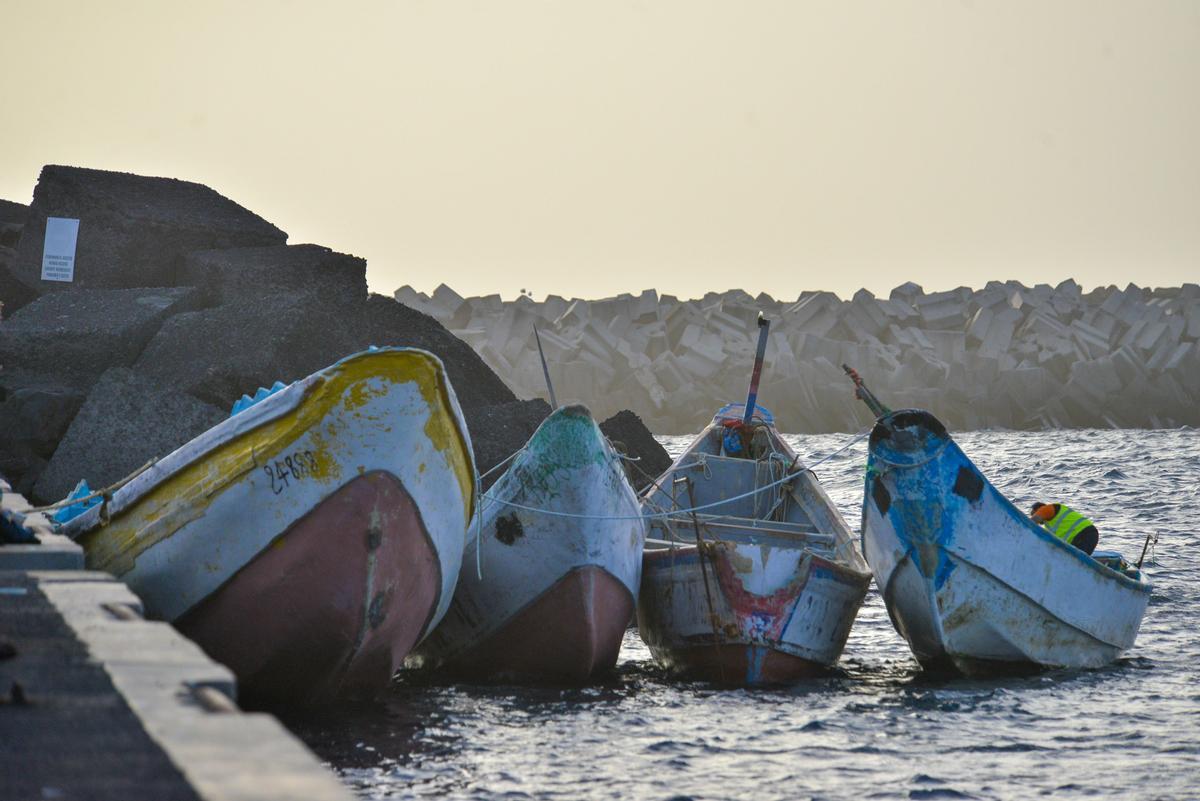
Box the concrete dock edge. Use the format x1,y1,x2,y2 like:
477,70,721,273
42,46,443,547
1,479,354,801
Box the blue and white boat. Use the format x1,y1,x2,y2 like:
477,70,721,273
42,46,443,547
860,408,1152,674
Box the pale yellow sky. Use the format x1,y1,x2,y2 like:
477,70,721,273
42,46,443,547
2,1,1197,300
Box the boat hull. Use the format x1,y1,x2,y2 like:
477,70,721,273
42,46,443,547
862,410,1151,674
176,471,441,703
434,565,634,683
69,348,475,703
638,543,870,685
410,405,644,683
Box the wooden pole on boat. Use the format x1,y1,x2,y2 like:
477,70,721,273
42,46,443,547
1136,531,1157,569
743,314,771,425
533,325,558,409
842,364,892,419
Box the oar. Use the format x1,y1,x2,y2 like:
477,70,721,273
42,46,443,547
532,324,558,409
743,314,771,424
842,364,891,419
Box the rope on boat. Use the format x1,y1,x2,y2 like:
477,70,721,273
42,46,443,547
479,447,525,481
476,427,873,521
30,459,159,530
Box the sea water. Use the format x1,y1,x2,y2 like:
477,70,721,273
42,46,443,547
285,428,1200,800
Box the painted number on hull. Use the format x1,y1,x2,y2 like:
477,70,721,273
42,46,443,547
263,450,319,494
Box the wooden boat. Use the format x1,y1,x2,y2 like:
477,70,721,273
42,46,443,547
408,404,645,682
63,348,475,703
636,403,872,685
860,408,1151,674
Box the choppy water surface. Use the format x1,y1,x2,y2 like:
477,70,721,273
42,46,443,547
286,428,1200,800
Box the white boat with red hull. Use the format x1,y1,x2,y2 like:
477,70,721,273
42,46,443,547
409,404,645,683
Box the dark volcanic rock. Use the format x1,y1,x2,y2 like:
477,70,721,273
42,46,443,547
179,244,367,306
33,368,224,504
0,265,38,317
0,385,84,496
600,410,672,492
0,385,86,459
0,286,203,390
0,198,26,225
10,165,286,293
0,452,47,498
135,292,359,409
463,399,551,489
0,199,32,314
353,295,517,410
135,292,519,414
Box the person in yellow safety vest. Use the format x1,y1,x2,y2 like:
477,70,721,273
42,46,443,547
1029,502,1099,555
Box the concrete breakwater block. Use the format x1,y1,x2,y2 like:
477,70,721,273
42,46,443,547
134,292,363,408
0,385,86,497
0,286,203,390
355,295,517,411
10,165,286,294
0,198,35,314
0,162,575,532
180,244,368,306
394,280,1200,433
34,368,224,504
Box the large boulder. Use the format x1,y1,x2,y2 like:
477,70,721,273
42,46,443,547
0,384,86,496
0,385,86,459
10,165,286,294
463,399,552,489
33,367,224,504
0,264,38,319
0,286,203,391
599,409,672,491
134,291,360,409
0,199,35,316
135,292,519,413
354,295,517,411
179,244,368,306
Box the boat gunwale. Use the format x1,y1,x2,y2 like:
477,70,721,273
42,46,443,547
63,347,474,538
863,408,1152,595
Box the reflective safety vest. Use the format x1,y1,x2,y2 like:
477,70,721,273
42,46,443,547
1043,504,1094,545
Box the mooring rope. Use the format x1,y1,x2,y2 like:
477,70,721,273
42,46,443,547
475,427,873,522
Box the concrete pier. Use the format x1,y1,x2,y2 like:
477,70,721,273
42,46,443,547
0,480,353,801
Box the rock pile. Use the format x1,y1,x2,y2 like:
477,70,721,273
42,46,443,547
395,282,1200,434
0,198,35,316
0,165,667,502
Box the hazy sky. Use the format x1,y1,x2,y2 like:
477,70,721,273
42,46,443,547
2,1,1197,301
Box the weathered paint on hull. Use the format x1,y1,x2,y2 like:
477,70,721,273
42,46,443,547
638,544,870,686
176,471,440,703
67,348,475,703
437,566,634,683
862,410,1151,674
410,405,645,683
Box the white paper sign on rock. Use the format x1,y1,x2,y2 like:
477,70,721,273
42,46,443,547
41,217,80,282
